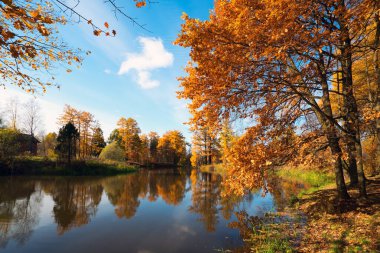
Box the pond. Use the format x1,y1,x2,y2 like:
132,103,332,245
0,169,303,252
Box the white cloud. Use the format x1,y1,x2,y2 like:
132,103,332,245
104,69,112,74
137,71,159,89
118,37,174,89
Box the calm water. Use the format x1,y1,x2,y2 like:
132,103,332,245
0,169,301,253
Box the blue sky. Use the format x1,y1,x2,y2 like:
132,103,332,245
0,0,215,140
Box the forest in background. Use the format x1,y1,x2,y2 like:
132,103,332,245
0,100,189,171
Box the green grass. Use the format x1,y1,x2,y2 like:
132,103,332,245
276,166,335,199
276,166,334,188
0,156,137,176
230,212,297,253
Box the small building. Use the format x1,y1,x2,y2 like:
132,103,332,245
16,134,40,155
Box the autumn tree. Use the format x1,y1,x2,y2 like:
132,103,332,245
191,127,220,166
58,105,98,159
157,130,186,166
0,0,82,93
57,105,81,156
39,132,57,158
91,127,106,157
117,117,141,162
139,134,150,165
219,121,236,165
148,131,159,163
176,0,377,199
79,111,95,158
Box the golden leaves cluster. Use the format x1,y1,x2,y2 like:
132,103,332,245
134,0,147,8
0,0,84,93
175,0,378,195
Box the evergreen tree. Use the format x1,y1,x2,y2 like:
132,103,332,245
55,122,79,164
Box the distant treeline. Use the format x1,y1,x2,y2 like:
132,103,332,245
0,103,189,169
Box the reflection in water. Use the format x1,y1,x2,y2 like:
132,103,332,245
267,175,307,211
104,170,187,218
189,171,220,231
189,170,255,232
43,178,103,234
0,178,42,247
0,169,304,252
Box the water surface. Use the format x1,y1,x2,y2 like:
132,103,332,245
0,169,301,252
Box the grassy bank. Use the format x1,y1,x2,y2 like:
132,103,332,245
275,167,380,252
0,156,137,176
230,211,300,253
276,166,335,199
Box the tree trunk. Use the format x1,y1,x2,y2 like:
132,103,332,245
338,5,367,197
346,146,359,186
341,33,367,197
328,127,351,200
314,64,350,200
374,3,380,175
68,138,71,164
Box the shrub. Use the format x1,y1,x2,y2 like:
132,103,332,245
99,142,125,162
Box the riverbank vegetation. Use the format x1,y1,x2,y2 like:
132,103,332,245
277,166,335,198
0,102,189,175
0,156,137,176
296,178,380,252
229,167,380,252
280,168,380,252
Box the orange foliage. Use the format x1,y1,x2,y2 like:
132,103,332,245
176,0,378,196
0,0,83,93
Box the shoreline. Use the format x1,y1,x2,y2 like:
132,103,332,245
234,167,380,252
0,157,138,176
278,168,380,252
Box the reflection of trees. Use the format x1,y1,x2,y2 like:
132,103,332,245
0,169,267,249
103,170,187,218
0,178,42,248
189,171,220,231
188,170,245,232
104,174,142,219
266,176,306,211
155,170,186,205
42,178,103,234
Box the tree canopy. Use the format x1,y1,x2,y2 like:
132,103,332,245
176,0,379,198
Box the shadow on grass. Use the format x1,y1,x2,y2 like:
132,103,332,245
297,178,380,252
299,179,380,216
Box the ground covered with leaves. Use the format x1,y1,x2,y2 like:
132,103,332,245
233,173,380,252
296,178,380,252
